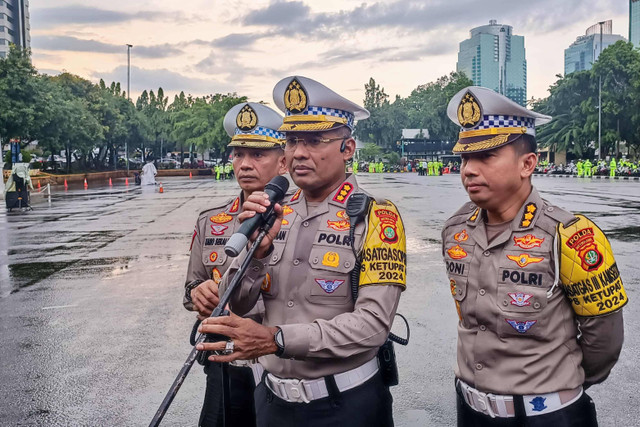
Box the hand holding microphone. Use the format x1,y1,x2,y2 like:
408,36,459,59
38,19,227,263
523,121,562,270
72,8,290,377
224,175,289,258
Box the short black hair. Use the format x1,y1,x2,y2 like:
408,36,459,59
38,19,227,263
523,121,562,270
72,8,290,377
514,134,537,155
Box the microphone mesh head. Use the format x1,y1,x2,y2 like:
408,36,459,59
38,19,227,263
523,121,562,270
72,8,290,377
264,176,289,200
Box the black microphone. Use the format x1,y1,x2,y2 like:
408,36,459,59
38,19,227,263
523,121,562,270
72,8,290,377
224,175,290,257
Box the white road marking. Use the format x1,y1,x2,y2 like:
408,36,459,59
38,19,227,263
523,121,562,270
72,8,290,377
41,304,78,310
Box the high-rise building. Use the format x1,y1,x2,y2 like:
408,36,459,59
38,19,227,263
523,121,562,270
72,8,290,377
0,0,30,58
456,20,527,106
564,20,626,75
631,0,640,47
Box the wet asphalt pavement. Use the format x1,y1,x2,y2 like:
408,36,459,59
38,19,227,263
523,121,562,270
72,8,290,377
0,174,638,427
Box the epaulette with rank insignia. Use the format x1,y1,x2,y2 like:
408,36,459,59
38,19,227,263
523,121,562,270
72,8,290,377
197,197,236,218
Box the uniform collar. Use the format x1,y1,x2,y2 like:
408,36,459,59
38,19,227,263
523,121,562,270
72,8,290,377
464,187,543,250
226,193,243,215
286,174,359,220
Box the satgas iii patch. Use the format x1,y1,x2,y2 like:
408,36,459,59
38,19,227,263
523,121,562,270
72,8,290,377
359,201,407,289
558,214,628,317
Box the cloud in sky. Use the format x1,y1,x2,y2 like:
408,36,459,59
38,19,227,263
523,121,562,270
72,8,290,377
31,5,185,29
28,0,631,104
94,66,229,96
32,36,183,58
243,0,628,35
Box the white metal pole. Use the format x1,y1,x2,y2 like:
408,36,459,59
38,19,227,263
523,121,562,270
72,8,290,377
598,22,604,161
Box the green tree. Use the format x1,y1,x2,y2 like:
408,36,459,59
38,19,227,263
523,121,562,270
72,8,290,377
0,45,41,145
591,41,640,156
535,71,595,157
359,142,382,161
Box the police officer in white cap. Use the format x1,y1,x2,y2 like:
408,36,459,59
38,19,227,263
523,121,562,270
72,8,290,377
184,102,288,427
441,86,626,426
196,76,407,427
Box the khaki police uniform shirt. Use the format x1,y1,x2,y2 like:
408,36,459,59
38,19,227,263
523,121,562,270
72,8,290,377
442,188,624,395
220,174,405,380
185,194,264,321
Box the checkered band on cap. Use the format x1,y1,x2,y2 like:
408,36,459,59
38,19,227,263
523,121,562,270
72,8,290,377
463,115,536,134
235,125,284,140
286,106,355,129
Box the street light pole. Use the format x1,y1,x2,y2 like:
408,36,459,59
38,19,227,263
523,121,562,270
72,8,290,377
126,44,133,175
597,21,604,161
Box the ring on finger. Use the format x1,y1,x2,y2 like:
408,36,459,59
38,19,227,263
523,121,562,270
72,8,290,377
222,340,235,355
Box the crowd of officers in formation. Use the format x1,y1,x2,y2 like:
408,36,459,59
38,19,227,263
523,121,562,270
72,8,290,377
351,160,454,175
537,158,640,177
213,163,234,181
176,78,626,427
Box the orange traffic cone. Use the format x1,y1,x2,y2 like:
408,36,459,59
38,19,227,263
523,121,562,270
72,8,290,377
84,178,88,189
159,182,164,193
125,177,129,186
64,179,68,188
189,171,193,179
109,177,113,186
37,181,41,189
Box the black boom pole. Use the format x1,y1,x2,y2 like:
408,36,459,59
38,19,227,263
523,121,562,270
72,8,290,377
149,226,272,427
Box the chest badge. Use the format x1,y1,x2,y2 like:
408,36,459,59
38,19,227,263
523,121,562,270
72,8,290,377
505,319,537,333
447,245,468,260
261,273,272,292
507,253,543,268
282,205,294,216
315,279,344,294
212,267,222,284
327,210,351,231
210,212,233,224
454,229,469,242
211,224,228,236
322,251,340,268
513,234,544,249
508,292,533,307
209,252,218,263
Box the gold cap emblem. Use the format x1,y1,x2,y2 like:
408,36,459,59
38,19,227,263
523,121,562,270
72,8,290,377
457,92,482,129
236,104,258,131
284,78,308,114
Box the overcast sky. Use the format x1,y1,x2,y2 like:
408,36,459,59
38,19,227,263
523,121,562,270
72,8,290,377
29,0,631,107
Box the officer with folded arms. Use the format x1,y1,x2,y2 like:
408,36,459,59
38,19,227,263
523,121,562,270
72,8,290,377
196,76,407,427
184,102,288,427
442,86,627,426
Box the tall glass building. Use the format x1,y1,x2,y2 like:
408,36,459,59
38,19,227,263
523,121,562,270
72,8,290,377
0,0,30,58
631,0,640,47
564,21,626,75
456,20,527,106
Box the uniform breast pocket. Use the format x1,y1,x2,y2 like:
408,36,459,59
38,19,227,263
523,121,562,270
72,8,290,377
262,242,287,299
202,247,227,267
497,284,548,338
448,275,468,325
305,246,355,305
449,275,468,302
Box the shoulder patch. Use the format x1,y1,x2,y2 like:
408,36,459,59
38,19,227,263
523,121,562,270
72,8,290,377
359,201,406,289
558,214,627,317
